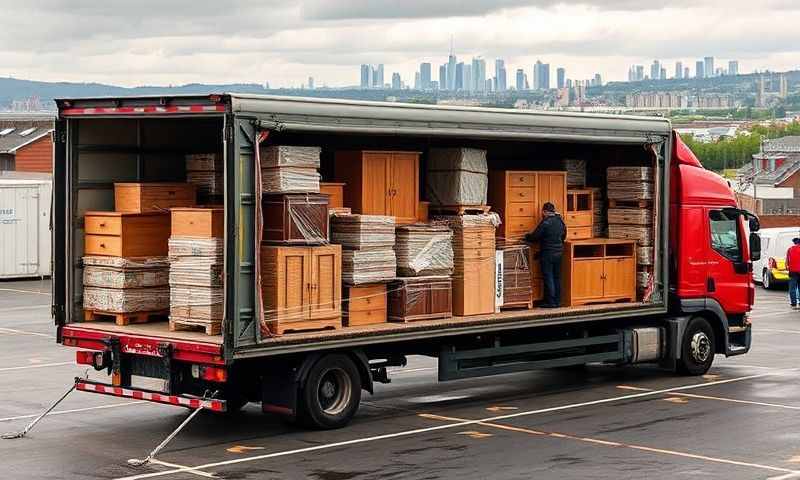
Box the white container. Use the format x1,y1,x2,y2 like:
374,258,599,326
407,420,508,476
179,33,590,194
0,177,52,278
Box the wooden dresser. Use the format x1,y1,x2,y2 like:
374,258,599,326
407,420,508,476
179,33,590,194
451,223,496,316
261,244,342,333
387,277,452,322
561,239,636,307
488,171,567,242
334,151,420,224
565,189,594,240
343,283,387,327
114,183,196,213
84,211,170,257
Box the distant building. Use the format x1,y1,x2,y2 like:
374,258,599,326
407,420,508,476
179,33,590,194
439,64,448,90
704,56,715,78
728,60,739,76
533,60,550,90
472,57,486,93
593,73,602,87
650,60,661,80
374,64,384,88
420,63,432,89
308,77,315,90
0,114,55,173
360,64,372,89
684,67,690,79
455,62,465,90
516,69,525,91
660,68,667,81
463,64,472,92
556,68,566,89
695,60,705,78
675,62,683,79
392,72,402,90
737,136,800,215
495,59,507,91
448,53,457,90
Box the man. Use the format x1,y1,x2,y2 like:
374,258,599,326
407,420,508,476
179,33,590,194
786,237,800,309
525,202,567,308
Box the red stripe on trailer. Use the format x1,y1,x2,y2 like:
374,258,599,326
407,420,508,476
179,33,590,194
61,104,226,116
76,380,226,411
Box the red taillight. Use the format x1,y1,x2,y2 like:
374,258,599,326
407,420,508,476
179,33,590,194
192,365,228,383
76,350,108,370
76,350,95,365
768,257,777,269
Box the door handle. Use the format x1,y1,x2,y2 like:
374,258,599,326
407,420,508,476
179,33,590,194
707,278,716,292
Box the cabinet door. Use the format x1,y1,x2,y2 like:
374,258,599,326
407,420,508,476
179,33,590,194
603,257,636,299
275,248,311,323
309,245,342,320
361,152,391,215
389,152,419,224
537,172,567,215
570,259,605,302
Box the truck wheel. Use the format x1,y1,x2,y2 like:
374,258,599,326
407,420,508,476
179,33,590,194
677,317,715,376
762,270,773,290
298,354,361,429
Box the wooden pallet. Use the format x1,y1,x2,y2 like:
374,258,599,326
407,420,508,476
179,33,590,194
430,205,491,215
268,317,342,335
608,199,652,209
169,318,221,336
500,301,533,311
84,309,168,326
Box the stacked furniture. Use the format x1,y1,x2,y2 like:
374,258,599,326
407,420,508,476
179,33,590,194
320,182,346,210
395,224,454,277
561,239,637,307
186,153,223,203
488,170,567,242
496,242,533,310
563,159,587,188
564,189,593,240
334,150,420,224
606,166,656,299
168,208,225,335
426,148,489,210
331,214,397,327
436,215,497,316
262,192,330,245
82,182,196,325
261,146,321,193
590,187,607,237
387,276,453,322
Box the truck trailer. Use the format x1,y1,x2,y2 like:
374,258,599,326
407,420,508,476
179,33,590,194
50,94,759,430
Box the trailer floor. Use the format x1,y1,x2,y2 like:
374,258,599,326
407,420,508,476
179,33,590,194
2,282,796,480
65,301,650,347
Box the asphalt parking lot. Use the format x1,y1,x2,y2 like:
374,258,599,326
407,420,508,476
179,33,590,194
2,279,800,480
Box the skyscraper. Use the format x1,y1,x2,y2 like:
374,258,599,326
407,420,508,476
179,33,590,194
495,59,507,91
455,62,465,90
516,69,525,91
650,60,661,80
392,73,402,90
420,63,432,89
594,73,602,87
636,65,644,81
675,62,683,79
463,64,472,92
374,64,384,88
414,72,420,90
696,60,705,78
557,68,566,89
448,51,457,91
684,67,690,79
439,64,447,90
704,57,714,78
533,61,543,89
660,68,666,82
360,64,372,89
308,77,315,90
472,57,486,93
728,60,739,76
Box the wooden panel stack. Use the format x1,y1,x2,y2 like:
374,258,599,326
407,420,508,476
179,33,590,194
590,187,607,237
425,148,488,209
261,145,321,193
436,214,497,316
186,153,223,203
168,208,225,335
496,242,533,310
563,159,587,188
606,166,656,300
331,214,396,285
395,224,454,277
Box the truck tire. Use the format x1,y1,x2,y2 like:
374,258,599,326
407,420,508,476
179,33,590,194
762,269,773,290
297,354,361,429
677,316,715,375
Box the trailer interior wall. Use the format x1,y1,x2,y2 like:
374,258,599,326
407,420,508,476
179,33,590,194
64,117,224,322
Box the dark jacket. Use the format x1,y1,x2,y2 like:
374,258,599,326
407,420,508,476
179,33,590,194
525,213,567,255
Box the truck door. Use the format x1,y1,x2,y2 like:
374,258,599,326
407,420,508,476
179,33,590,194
706,208,750,314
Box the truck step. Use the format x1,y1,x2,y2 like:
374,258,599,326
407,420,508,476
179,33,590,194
728,325,749,334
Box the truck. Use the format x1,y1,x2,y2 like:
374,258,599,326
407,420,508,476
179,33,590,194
50,94,759,430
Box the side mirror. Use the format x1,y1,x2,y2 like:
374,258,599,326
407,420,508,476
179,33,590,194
749,217,761,232
749,232,761,262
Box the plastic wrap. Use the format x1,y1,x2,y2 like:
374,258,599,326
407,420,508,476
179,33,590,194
607,208,654,225
82,256,169,289
331,214,396,249
260,145,321,168
169,285,224,320
432,212,502,228
341,249,397,284
637,246,654,266
261,167,321,193
169,262,224,287
395,225,454,276
187,171,223,197
637,271,652,290
607,166,654,182
168,237,224,259
262,193,329,244
185,153,221,171
498,243,532,306
387,276,453,322
564,159,587,188
608,225,653,246
83,286,169,313
426,148,488,206
608,182,654,201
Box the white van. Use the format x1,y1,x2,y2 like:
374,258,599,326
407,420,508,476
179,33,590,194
753,227,800,289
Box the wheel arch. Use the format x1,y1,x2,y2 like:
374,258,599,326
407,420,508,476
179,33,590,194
679,298,728,355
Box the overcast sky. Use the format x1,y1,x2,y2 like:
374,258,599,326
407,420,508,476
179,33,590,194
1,0,799,88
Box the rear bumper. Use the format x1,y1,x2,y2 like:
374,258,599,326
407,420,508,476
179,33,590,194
75,378,227,412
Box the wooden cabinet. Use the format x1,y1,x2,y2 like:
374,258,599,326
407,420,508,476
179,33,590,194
388,277,452,322
565,189,594,240
171,208,224,238
84,211,170,257
114,183,196,213
488,171,567,242
452,225,496,317
343,284,387,327
561,239,636,307
320,182,346,209
334,151,420,224
261,244,342,333
262,193,329,244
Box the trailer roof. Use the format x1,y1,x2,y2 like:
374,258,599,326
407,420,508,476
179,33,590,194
56,93,671,144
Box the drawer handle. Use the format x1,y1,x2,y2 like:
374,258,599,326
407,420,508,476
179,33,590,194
100,243,106,248
168,191,176,196
519,177,525,182
99,222,106,227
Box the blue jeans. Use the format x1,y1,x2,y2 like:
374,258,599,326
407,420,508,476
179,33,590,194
540,253,562,306
790,273,800,306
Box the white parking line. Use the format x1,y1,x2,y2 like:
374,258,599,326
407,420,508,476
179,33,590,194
0,401,148,423
756,328,800,335
148,459,215,478
112,370,793,480
0,362,73,372
0,327,52,338
1,304,51,312
0,288,50,296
